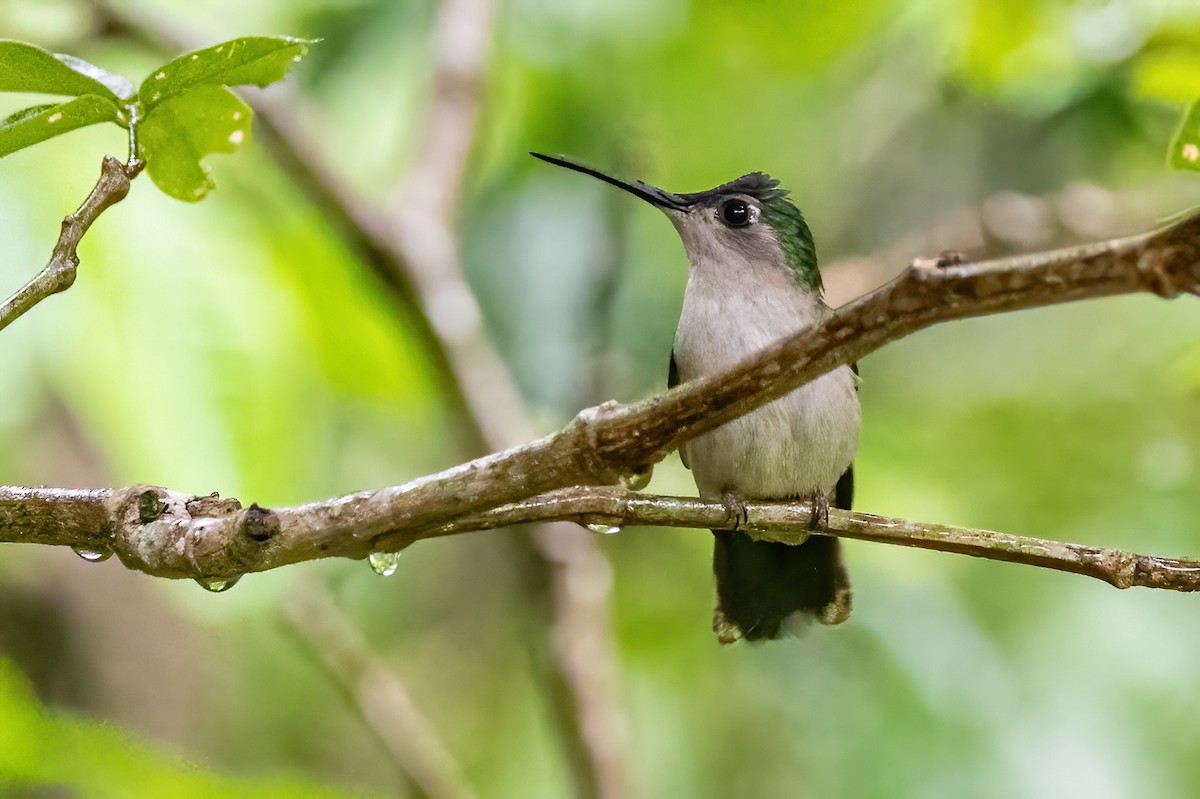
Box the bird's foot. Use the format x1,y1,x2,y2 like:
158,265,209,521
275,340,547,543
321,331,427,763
721,490,749,532
805,491,830,530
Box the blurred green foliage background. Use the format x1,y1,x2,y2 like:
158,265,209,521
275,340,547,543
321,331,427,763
3,0,1200,796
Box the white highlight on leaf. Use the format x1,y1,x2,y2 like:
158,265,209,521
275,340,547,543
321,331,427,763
47,112,62,124
155,71,166,80
1183,143,1200,162
228,129,244,145
191,54,199,60
232,111,243,121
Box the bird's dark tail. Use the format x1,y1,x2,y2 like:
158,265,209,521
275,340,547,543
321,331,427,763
711,470,854,644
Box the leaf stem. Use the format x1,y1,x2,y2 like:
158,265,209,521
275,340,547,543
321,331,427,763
125,103,142,170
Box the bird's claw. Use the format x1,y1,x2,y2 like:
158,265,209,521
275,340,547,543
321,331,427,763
806,491,830,530
721,490,749,532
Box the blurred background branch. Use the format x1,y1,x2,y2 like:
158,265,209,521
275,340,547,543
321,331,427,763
90,2,632,796
282,587,479,799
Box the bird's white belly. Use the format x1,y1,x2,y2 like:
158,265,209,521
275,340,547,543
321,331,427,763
673,266,860,500
683,367,859,498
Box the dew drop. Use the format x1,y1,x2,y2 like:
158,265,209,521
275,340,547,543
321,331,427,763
368,551,401,577
196,575,240,593
72,546,111,563
585,523,622,536
620,468,652,491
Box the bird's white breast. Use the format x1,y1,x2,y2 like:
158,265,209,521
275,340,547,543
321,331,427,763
673,257,860,500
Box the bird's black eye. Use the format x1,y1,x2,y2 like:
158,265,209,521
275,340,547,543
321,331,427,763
720,199,751,227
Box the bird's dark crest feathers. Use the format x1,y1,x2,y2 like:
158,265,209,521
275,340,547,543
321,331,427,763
675,172,789,206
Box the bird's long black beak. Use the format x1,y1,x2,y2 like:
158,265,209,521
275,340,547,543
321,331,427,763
531,152,689,211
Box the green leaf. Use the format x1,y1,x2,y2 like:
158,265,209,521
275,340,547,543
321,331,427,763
139,36,314,112
138,85,253,201
0,39,132,101
0,95,121,158
1169,99,1200,173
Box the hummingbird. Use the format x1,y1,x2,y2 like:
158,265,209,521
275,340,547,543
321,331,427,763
533,153,861,643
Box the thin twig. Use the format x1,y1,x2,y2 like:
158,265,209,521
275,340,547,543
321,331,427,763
428,487,1191,591
0,156,140,333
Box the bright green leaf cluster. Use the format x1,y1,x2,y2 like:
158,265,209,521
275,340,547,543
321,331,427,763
0,36,314,201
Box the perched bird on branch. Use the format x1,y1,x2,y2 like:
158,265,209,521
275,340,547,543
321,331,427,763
534,153,860,643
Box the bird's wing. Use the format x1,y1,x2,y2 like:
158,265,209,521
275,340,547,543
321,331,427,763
835,361,859,510
835,466,854,510
669,351,690,470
